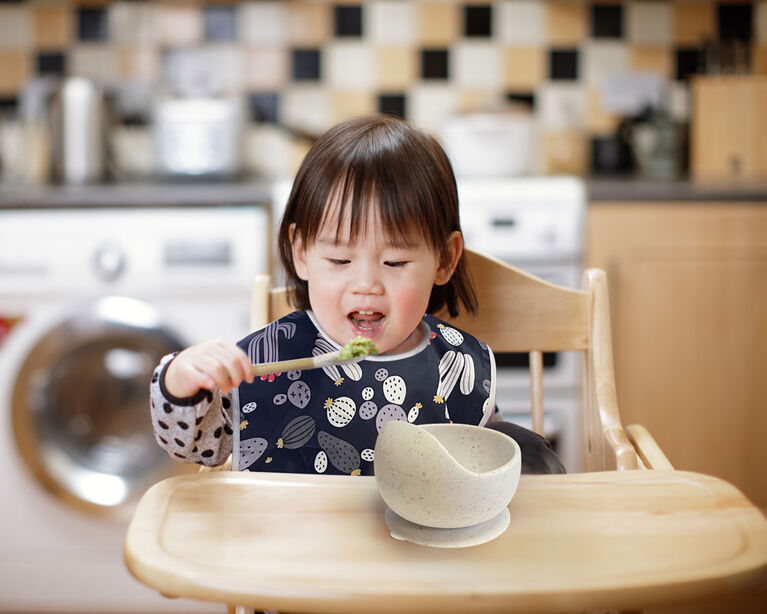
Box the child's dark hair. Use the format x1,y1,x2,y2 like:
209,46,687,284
277,114,477,318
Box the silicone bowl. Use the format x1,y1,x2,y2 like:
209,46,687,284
374,421,521,529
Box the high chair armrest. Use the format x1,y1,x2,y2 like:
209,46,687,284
626,424,674,470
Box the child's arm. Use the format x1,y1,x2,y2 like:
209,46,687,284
149,341,253,467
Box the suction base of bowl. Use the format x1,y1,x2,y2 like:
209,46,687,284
384,507,510,548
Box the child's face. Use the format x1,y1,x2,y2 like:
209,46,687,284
291,199,461,355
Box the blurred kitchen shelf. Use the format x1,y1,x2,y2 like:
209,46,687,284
0,180,274,209
2,177,766,210
588,176,767,202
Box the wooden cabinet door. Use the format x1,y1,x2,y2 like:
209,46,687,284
691,76,767,181
587,203,767,509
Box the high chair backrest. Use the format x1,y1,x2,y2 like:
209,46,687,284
250,249,639,471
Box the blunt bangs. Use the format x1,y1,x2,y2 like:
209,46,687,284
278,114,477,317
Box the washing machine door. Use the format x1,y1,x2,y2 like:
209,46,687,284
11,297,189,513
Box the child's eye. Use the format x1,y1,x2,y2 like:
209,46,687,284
384,261,408,268
328,259,350,265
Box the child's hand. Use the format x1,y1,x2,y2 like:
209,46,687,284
164,340,254,398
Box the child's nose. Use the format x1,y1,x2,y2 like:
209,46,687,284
351,263,384,294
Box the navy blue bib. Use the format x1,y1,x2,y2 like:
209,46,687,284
234,311,495,475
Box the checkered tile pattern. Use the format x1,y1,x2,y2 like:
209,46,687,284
0,0,764,176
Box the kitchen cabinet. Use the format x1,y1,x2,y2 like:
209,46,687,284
691,76,767,181
587,202,767,510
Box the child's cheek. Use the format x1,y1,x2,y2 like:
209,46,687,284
395,284,431,320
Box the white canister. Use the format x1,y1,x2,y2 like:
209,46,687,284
153,97,245,178
440,111,537,177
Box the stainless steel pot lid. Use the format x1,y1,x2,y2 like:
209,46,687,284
12,297,186,513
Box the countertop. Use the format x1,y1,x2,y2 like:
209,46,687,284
1,177,766,208
587,176,767,202
0,180,274,209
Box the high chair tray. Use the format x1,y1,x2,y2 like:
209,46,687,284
124,470,767,614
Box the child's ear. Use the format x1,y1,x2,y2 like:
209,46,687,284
435,231,463,285
289,224,309,281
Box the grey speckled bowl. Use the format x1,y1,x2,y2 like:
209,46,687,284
374,421,521,529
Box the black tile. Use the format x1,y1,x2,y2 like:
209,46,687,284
717,3,753,40
591,4,623,39
378,94,406,120
120,114,150,127
0,97,18,114
77,7,108,41
291,49,321,81
334,5,363,37
249,92,279,124
421,49,449,80
674,47,701,81
36,52,66,76
204,5,237,41
505,92,536,111
549,49,578,80
464,4,492,37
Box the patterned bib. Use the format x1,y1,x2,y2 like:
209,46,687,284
234,311,496,475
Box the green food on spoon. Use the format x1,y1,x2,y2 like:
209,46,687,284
338,336,379,360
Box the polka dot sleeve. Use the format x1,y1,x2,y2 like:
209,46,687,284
149,353,234,467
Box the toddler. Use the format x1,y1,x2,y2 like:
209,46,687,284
150,114,564,476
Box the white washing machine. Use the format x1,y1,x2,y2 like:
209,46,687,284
0,205,269,612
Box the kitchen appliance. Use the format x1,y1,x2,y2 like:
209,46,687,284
0,205,268,612
48,77,109,184
440,108,537,177
457,176,586,472
154,97,245,179
631,108,685,181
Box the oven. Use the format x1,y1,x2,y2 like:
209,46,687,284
457,177,586,472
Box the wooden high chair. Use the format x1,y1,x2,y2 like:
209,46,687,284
248,248,670,472
129,250,767,614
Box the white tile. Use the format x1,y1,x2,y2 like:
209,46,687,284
408,84,459,133
495,0,544,44
244,124,295,179
367,1,416,44
239,1,288,45
537,83,586,130
70,46,119,85
668,82,690,122
109,3,156,45
153,3,203,46
281,86,332,136
0,6,31,49
163,46,245,97
757,2,767,45
120,48,160,82
582,41,630,86
326,42,374,90
245,48,288,90
453,42,501,88
627,1,671,46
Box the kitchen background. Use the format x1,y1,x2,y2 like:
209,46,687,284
0,0,765,182
1,2,766,613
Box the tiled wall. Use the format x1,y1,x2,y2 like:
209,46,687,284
1,0,765,176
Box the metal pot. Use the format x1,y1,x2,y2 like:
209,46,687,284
48,77,109,184
153,96,245,179
440,110,537,177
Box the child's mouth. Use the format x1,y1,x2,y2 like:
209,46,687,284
348,310,385,335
